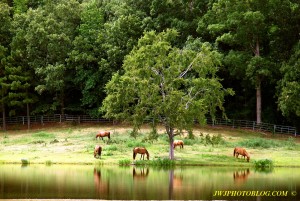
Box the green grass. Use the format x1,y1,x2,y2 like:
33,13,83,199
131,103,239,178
0,124,299,167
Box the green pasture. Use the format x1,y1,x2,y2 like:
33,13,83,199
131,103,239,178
0,124,299,167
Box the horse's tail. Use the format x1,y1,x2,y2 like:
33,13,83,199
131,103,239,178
108,132,111,139
133,149,136,160
99,146,102,157
181,141,184,148
233,148,236,156
146,150,149,160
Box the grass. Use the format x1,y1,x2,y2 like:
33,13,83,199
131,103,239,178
0,123,299,167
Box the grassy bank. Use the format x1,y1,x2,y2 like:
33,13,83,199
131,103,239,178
0,123,299,167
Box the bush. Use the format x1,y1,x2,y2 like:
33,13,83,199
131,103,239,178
105,145,118,151
201,134,224,146
151,158,175,167
254,159,273,168
119,159,131,166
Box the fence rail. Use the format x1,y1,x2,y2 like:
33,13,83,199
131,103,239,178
206,118,298,136
0,114,298,136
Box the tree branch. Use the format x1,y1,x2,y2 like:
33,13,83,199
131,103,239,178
178,52,202,78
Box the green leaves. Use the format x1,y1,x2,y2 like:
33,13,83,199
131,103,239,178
102,29,233,131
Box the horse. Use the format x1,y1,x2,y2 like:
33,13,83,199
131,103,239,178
94,145,102,159
133,167,149,180
173,140,184,149
233,169,250,185
133,147,149,160
233,147,250,162
96,131,111,140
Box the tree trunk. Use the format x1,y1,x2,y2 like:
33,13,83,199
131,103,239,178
166,126,175,160
255,39,262,124
256,79,262,124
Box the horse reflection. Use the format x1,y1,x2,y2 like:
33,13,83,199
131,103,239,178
133,167,149,180
94,168,110,195
233,169,250,186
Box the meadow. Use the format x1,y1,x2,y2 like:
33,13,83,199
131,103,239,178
0,123,299,167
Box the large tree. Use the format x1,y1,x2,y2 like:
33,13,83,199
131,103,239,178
101,29,233,159
278,42,300,122
0,2,12,130
198,0,298,124
25,0,81,115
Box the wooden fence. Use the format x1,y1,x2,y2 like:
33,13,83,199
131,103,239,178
0,114,298,136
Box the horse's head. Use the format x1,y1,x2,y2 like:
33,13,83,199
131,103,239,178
94,145,102,158
246,156,250,162
146,151,150,160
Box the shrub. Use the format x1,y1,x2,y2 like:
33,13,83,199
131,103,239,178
45,160,52,166
21,158,30,165
106,145,118,151
119,159,131,166
254,159,273,168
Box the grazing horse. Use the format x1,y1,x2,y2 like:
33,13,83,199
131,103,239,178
94,145,102,159
173,140,184,149
96,131,111,140
133,147,149,160
234,147,250,162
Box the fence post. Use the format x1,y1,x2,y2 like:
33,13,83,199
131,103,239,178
78,116,81,124
273,125,276,135
22,117,25,125
252,121,255,130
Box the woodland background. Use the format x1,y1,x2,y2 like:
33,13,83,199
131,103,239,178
0,0,299,130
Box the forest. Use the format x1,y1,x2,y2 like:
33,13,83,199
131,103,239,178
0,0,299,130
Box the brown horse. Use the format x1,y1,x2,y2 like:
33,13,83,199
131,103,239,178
96,131,111,140
234,147,250,162
173,140,184,149
133,147,149,160
94,145,102,158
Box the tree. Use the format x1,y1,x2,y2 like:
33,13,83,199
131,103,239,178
198,0,298,124
25,0,81,115
101,29,233,159
0,2,12,130
278,42,300,119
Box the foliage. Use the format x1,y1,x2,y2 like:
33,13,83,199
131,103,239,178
118,159,131,166
254,159,273,168
0,0,299,131
101,29,233,159
278,42,300,118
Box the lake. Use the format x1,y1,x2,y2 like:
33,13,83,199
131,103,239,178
0,164,299,200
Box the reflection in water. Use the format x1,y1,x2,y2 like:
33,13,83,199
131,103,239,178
0,165,299,200
168,169,184,200
94,168,110,196
132,167,149,180
233,169,250,186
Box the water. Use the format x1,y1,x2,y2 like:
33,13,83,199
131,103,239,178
0,164,299,200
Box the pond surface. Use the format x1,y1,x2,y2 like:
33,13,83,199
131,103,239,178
0,164,299,200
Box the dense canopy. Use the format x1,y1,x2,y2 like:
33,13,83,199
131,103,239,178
0,0,299,130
